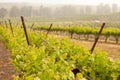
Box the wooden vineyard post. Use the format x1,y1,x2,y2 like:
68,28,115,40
90,23,105,54
5,21,8,28
72,68,92,80
9,19,14,35
0,21,3,28
0,21,2,27
1,21,4,28
46,24,53,36
70,32,74,39
0,21,1,26
21,16,30,46
31,23,34,29
30,23,35,30
69,24,73,39
115,36,119,44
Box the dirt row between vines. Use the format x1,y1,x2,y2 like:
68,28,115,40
0,40,14,80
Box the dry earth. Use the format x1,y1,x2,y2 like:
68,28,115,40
0,40,14,80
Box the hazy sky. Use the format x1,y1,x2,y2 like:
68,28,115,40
0,0,120,5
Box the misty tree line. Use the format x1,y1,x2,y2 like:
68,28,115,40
0,3,119,18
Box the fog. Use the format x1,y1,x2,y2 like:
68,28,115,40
0,0,120,5
0,0,120,21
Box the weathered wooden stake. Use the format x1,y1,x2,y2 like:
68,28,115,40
5,21,8,28
105,36,109,42
21,16,30,46
115,36,119,44
72,68,92,80
0,21,3,27
0,21,1,26
90,23,105,54
70,33,73,38
31,23,34,29
1,21,4,27
46,24,53,36
69,24,73,38
9,19,14,35
30,23,35,31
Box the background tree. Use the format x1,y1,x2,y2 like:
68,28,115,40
85,6,92,14
112,4,118,13
103,4,111,14
79,7,85,15
53,5,76,18
9,6,20,17
96,3,104,14
20,6,32,17
0,8,8,18
39,5,52,18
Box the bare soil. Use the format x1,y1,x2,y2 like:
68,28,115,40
72,39,120,59
0,40,14,80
